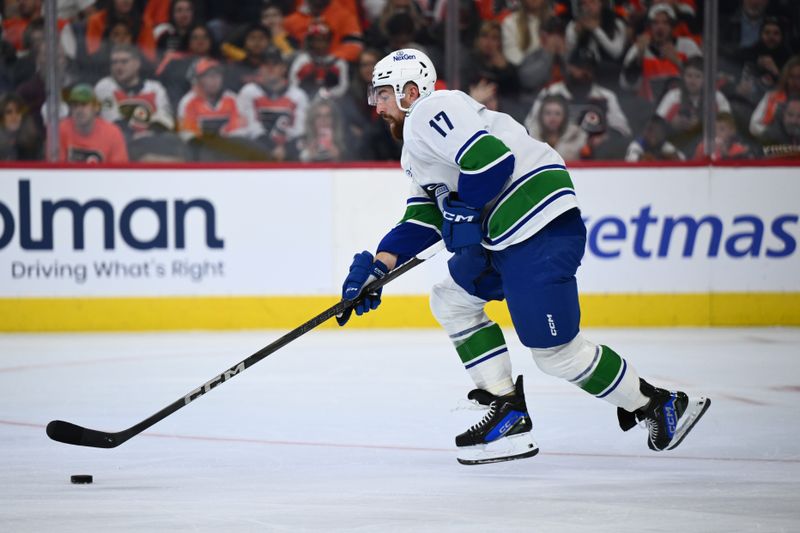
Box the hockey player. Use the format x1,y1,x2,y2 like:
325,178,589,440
336,48,711,465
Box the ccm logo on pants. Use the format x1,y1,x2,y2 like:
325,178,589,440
546,314,558,336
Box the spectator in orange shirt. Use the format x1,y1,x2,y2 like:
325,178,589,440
749,55,800,138
177,58,246,140
157,23,221,109
86,0,157,62
144,0,173,28
2,0,42,51
693,112,755,161
620,4,702,103
283,0,364,62
59,84,129,163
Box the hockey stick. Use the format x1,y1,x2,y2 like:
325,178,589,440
46,242,444,449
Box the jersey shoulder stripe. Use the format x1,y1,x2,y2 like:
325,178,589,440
455,130,488,164
459,135,513,173
485,164,575,245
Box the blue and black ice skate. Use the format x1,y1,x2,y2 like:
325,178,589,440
455,375,539,465
618,379,711,451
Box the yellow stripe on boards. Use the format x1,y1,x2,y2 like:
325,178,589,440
0,296,440,332
1,293,798,332
710,293,800,326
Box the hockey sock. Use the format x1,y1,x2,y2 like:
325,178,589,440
451,322,514,396
571,345,649,412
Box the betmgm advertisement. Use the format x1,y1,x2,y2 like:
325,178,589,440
0,166,798,331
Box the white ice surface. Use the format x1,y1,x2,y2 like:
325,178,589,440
1,328,799,532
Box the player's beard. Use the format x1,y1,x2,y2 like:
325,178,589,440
384,114,405,141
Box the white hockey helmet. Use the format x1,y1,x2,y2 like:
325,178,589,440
368,48,437,112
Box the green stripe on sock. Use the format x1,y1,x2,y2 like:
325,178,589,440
580,345,623,395
486,169,575,239
455,323,506,363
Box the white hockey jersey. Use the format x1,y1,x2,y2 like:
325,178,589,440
397,90,579,251
237,82,308,141
94,77,175,131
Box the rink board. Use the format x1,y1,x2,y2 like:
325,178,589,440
0,166,798,331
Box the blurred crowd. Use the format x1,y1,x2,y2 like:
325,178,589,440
0,0,798,163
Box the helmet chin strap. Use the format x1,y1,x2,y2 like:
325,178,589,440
396,90,424,114
395,91,410,113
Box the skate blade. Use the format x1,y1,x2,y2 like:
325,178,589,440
457,432,539,466
666,396,711,451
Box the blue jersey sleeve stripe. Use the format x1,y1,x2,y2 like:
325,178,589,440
458,153,516,208
454,130,489,165
407,196,434,205
377,222,442,263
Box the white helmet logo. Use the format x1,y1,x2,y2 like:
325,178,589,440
393,52,417,61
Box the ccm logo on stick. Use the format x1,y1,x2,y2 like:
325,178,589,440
183,362,246,404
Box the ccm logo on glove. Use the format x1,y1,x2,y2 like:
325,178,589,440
443,212,476,223
441,194,483,253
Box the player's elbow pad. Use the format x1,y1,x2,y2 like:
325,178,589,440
458,152,515,208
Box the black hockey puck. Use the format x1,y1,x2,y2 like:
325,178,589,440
70,475,93,484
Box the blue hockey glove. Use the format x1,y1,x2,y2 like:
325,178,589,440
441,195,483,253
336,251,390,326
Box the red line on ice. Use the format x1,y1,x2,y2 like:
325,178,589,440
3,419,798,465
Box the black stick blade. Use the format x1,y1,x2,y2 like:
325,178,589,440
46,420,120,448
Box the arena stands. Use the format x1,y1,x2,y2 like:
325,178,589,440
0,0,798,162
